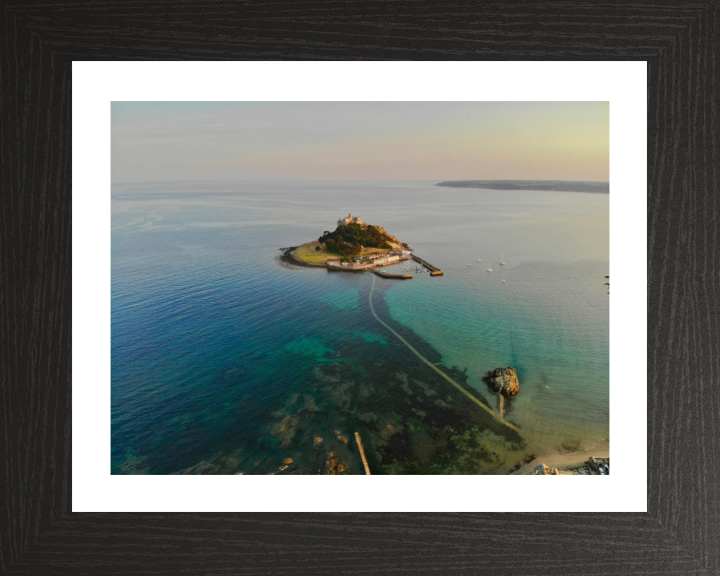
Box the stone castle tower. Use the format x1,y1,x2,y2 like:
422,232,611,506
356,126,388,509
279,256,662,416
337,213,363,226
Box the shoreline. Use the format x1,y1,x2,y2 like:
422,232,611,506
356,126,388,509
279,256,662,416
510,439,609,475
285,242,412,270
281,245,328,268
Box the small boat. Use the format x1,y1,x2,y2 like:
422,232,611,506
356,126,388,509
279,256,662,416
500,254,506,265
477,258,482,261
487,268,493,272
502,276,506,283
468,263,471,266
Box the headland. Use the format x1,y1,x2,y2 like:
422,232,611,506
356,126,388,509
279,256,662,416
436,180,609,194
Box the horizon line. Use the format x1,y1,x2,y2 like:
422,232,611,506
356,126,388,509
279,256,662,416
111,178,611,186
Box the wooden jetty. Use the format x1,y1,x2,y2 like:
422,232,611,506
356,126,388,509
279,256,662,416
411,254,444,276
371,269,412,279
355,432,371,475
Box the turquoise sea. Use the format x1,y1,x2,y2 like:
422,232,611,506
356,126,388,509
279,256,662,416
111,180,609,475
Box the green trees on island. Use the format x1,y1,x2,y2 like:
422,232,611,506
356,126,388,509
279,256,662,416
318,223,393,257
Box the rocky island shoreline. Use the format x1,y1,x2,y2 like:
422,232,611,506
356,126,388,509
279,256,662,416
281,214,428,275
283,214,411,269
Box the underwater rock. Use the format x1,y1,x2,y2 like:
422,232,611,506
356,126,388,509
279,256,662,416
328,382,353,408
324,452,348,475
313,435,324,446
357,412,378,424
119,453,149,475
172,451,245,475
381,423,393,438
326,458,338,474
282,458,294,465
413,378,437,396
483,367,520,396
394,371,414,396
357,383,373,400
447,427,517,474
301,395,320,412
334,430,349,444
270,415,300,447
313,363,343,383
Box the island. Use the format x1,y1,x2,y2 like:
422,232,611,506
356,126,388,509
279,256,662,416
483,367,520,417
483,367,520,396
436,180,609,194
282,214,443,277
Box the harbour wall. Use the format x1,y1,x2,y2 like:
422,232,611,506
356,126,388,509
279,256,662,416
411,254,444,276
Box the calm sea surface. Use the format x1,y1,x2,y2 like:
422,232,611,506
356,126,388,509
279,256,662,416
111,181,609,474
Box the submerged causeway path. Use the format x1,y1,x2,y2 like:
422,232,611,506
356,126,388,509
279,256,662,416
368,275,521,434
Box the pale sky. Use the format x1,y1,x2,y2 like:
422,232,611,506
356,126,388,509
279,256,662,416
111,102,609,183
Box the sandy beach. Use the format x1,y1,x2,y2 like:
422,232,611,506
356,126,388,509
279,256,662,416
510,439,609,475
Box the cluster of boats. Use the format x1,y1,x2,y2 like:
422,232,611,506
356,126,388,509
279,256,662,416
400,265,428,274
467,255,507,282
396,255,510,281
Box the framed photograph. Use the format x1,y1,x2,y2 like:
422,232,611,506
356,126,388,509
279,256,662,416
81,65,636,515
3,4,718,574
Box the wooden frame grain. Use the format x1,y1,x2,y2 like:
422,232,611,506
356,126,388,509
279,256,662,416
2,2,718,574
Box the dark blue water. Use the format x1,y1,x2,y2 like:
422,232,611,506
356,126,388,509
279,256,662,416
112,181,609,474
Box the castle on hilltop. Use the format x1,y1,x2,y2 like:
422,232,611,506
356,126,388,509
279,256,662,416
337,213,363,226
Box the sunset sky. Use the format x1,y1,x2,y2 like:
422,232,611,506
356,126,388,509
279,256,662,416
111,101,609,183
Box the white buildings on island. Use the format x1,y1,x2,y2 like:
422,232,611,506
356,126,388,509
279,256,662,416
326,214,412,270
327,250,411,270
337,213,364,226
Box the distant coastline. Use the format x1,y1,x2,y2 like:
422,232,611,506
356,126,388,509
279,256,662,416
436,180,609,194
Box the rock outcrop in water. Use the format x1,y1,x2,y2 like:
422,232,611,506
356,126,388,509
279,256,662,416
483,367,520,396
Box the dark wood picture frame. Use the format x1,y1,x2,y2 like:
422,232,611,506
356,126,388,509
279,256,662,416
2,2,718,574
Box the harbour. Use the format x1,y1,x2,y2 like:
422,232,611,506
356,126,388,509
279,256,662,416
411,254,444,276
